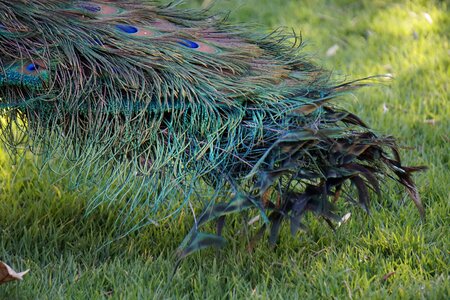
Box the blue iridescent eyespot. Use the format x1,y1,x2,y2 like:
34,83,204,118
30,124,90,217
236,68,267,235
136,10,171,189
0,24,5,30
115,24,138,34
79,3,101,12
26,64,40,72
178,39,199,49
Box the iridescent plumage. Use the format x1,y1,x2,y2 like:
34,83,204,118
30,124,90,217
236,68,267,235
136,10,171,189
0,0,424,257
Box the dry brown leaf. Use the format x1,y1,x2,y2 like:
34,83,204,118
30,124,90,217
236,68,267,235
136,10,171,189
381,271,396,282
0,261,29,285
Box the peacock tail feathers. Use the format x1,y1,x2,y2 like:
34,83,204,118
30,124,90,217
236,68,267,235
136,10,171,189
0,1,425,258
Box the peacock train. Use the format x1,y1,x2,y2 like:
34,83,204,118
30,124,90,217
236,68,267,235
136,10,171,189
0,1,425,257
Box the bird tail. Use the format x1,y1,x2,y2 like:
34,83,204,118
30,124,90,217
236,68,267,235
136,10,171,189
177,79,426,259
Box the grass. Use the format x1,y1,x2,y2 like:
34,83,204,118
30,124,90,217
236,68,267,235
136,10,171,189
1,0,449,298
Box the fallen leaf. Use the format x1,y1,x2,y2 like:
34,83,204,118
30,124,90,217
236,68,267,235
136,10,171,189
326,44,339,57
338,212,352,227
0,261,29,285
248,215,260,226
381,271,396,282
424,119,438,125
423,12,433,24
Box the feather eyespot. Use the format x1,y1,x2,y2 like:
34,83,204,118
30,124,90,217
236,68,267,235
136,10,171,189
116,24,138,34
178,39,199,49
78,3,101,12
19,62,46,74
176,39,218,54
26,64,40,72
114,24,155,37
77,2,121,15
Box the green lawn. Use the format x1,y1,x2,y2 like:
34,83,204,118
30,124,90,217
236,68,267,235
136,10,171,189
1,0,449,299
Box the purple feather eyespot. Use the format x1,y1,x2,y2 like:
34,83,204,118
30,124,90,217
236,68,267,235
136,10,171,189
78,3,102,12
116,24,139,34
178,39,199,49
77,3,121,15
